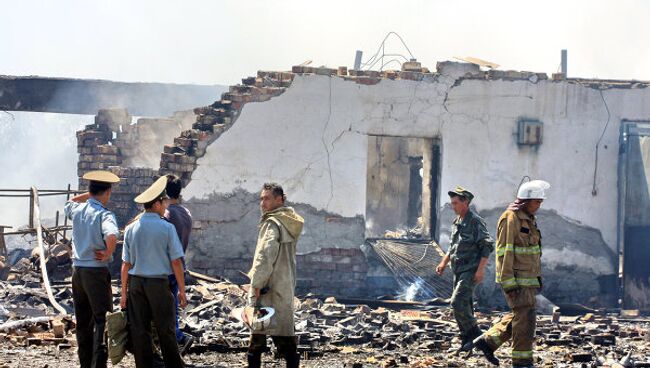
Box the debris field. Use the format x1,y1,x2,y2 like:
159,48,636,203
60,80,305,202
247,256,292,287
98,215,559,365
1,251,649,368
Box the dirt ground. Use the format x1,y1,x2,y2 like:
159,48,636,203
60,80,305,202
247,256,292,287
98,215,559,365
0,348,515,368
0,343,634,368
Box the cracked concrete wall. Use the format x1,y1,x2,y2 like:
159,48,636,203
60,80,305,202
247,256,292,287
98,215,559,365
184,76,369,219
182,66,650,300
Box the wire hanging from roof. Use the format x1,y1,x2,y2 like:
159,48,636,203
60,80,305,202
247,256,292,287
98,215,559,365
360,31,417,71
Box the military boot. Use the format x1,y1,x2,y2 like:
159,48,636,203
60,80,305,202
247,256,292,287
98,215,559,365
451,333,469,355
458,326,483,353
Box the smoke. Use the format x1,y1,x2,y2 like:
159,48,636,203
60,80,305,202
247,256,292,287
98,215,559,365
0,111,91,233
43,79,225,116
397,277,434,302
401,278,423,302
0,75,227,244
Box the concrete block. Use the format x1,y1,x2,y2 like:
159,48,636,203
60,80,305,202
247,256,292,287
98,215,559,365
401,61,422,72
51,319,65,338
315,67,337,76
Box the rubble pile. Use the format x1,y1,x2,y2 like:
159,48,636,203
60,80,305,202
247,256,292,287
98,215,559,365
1,255,650,367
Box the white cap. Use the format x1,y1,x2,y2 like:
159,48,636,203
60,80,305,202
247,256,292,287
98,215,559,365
517,180,551,200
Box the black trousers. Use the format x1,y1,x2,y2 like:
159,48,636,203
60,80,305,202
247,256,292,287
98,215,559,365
128,275,184,368
72,266,113,368
249,334,299,360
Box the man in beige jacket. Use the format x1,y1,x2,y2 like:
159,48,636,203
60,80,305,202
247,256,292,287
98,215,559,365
246,183,304,368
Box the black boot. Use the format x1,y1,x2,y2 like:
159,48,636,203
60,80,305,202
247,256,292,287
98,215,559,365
468,326,483,341
452,333,469,355
458,326,483,353
473,336,500,366
285,352,300,368
247,352,262,368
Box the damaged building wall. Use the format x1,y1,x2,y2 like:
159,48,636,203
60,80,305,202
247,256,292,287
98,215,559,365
76,108,198,226
182,74,371,290
178,63,650,305
69,62,650,304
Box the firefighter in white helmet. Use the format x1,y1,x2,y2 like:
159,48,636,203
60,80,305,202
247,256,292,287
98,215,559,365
467,180,550,368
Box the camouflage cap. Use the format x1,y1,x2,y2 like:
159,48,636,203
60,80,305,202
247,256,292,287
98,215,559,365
447,186,474,201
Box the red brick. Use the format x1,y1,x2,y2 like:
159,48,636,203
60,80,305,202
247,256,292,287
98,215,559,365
355,77,381,85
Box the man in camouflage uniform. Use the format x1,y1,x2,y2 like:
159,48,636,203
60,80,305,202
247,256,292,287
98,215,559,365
436,186,494,353
471,180,550,368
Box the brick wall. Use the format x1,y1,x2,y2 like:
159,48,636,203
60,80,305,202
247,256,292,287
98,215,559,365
159,71,293,187
76,110,155,226
189,247,370,298
296,248,368,297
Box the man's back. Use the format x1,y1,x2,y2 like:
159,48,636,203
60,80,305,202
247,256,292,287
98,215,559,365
164,204,192,252
122,213,184,278
65,198,119,267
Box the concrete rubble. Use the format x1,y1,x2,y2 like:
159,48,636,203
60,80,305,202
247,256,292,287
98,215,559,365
1,251,649,367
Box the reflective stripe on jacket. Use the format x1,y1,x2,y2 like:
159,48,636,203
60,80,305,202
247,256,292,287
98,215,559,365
494,209,542,291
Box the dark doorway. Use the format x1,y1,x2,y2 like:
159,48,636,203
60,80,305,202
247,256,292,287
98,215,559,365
365,136,441,240
407,157,423,228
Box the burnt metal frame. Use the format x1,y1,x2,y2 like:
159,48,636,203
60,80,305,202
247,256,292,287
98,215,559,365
617,119,650,310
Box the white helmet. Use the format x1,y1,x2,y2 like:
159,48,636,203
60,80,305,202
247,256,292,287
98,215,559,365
231,306,275,332
517,180,550,200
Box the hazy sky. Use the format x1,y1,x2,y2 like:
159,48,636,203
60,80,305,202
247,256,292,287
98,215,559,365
2,0,649,85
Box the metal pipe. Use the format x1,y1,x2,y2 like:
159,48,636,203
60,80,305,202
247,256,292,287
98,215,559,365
0,192,82,198
31,187,68,315
0,189,83,193
62,183,71,240
354,50,363,70
3,225,72,236
28,190,34,229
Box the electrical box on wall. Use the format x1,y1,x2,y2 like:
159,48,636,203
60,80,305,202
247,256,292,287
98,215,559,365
517,120,543,145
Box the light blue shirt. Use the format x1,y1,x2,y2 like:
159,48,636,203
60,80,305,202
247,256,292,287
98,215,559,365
122,212,184,279
65,198,120,268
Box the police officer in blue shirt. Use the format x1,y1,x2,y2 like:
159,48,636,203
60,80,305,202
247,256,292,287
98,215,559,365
120,176,186,368
65,170,120,368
